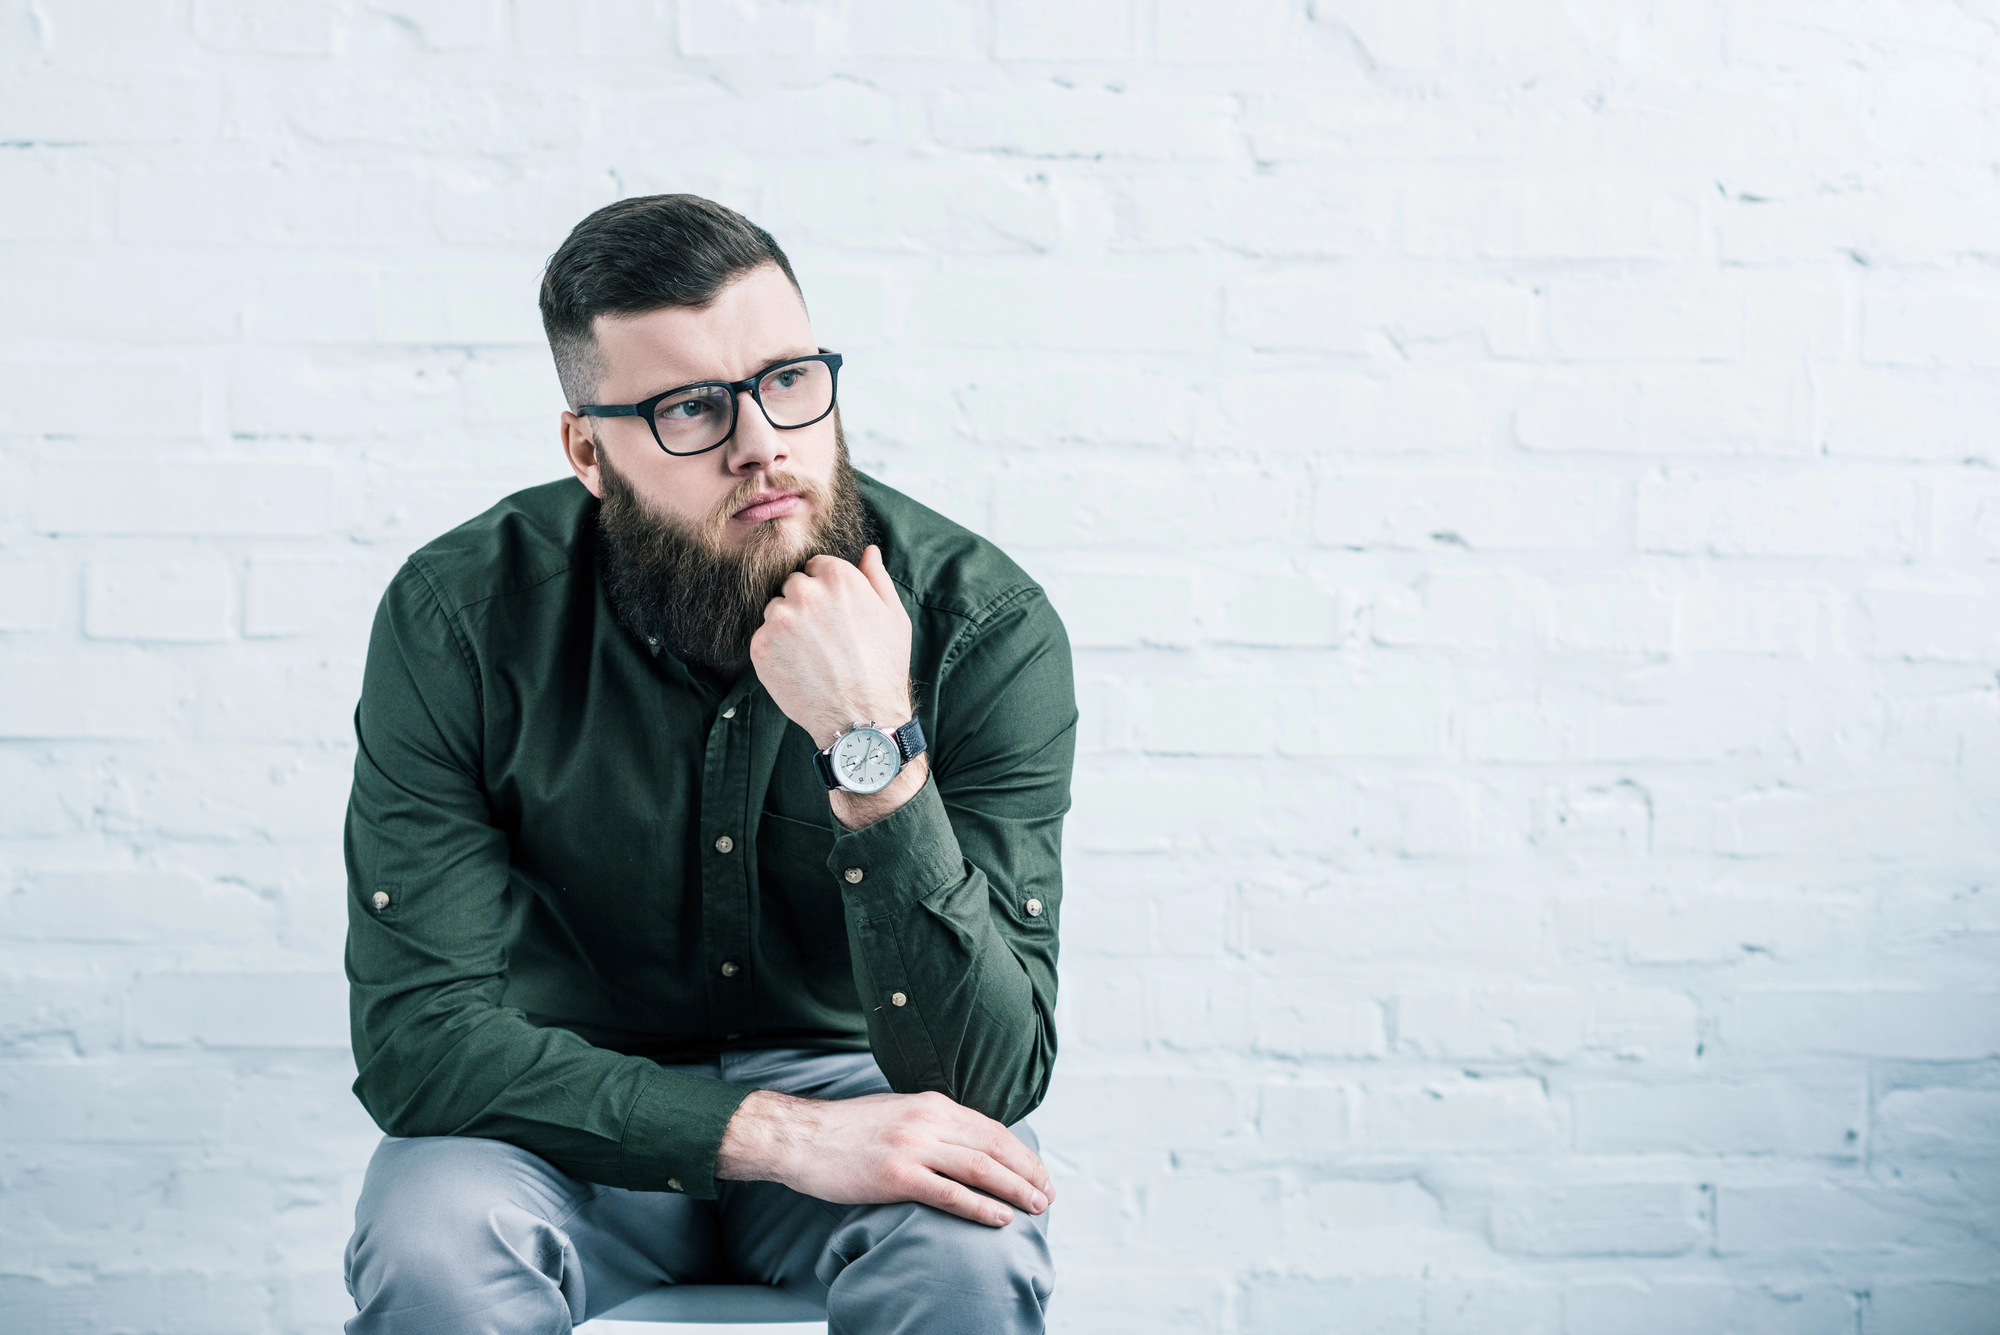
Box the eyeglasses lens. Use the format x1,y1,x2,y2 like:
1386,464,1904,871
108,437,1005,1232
649,384,735,454
758,359,834,427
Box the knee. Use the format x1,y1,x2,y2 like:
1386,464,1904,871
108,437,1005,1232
825,1198,1054,1302
347,1137,585,1319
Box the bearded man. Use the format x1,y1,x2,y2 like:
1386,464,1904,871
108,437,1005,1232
340,195,1073,1334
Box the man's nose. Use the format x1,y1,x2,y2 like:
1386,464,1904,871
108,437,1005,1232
724,389,788,474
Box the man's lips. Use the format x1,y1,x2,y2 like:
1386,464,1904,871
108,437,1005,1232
732,490,804,523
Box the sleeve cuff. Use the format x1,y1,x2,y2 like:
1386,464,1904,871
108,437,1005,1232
827,773,965,920
617,1063,758,1201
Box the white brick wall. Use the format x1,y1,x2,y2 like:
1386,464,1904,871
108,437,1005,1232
2,3,1996,1332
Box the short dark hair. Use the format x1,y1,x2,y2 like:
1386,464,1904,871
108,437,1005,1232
538,194,802,409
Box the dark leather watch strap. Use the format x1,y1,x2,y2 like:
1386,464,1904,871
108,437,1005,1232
812,746,841,791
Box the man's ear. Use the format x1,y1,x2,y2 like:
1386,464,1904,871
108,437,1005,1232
561,411,606,499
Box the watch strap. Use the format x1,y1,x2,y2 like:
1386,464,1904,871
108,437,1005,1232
813,717,928,793
893,716,927,765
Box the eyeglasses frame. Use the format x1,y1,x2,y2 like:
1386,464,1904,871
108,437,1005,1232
577,351,844,457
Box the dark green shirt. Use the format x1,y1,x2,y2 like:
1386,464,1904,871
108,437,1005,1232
344,473,1075,1200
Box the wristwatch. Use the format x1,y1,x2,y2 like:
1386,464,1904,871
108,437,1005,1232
813,718,927,795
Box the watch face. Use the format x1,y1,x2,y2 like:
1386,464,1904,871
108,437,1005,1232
831,727,899,794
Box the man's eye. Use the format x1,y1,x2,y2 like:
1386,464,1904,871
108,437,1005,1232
773,370,802,389
664,400,709,419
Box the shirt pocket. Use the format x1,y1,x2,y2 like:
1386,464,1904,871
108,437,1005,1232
757,810,847,959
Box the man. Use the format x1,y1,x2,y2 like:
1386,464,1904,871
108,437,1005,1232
340,195,1075,1334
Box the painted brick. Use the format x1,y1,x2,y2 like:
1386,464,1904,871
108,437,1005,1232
1822,367,2000,461
1716,1185,1932,1255
676,0,843,57
995,0,1132,60
1868,1282,2000,1335
1120,170,1398,260
131,973,349,1048
1423,1280,1562,1335
1227,273,1532,357
1677,580,1828,655
1353,1077,1562,1153
1040,572,1194,648
0,658,187,739
0,1061,230,1143
1240,1277,1423,1335
1725,991,2000,1062
84,557,235,643
1548,579,1673,654
1247,885,1543,963
1402,177,1701,260
1546,282,1746,361
930,88,1240,160
1858,577,1999,662
1156,0,1294,63
0,361,204,436
1273,662,1451,758
1489,1182,1705,1256
1514,368,1811,455
909,273,1213,353
1872,1088,2000,1162
1573,1077,1864,1156
1566,1282,1857,1335
1371,571,1534,649
1865,291,2000,368
35,460,336,537
1636,473,1916,558
1316,474,1624,551
2,869,277,946
0,154,112,241
1250,980,1386,1058
1195,574,1343,646
1556,894,1859,966
0,558,58,632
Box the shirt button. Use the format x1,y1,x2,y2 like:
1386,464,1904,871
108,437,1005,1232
667,1177,681,1191
647,637,659,647
844,867,864,884
722,707,736,719
891,992,907,1007
714,835,734,854
371,891,390,911
720,961,739,978
1025,898,1043,917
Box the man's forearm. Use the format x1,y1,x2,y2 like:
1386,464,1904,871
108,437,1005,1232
714,1085,1052,1228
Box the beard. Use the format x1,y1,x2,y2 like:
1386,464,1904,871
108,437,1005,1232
594,426,873,673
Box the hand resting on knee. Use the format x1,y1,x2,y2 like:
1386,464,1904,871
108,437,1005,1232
714,1089,1052,1229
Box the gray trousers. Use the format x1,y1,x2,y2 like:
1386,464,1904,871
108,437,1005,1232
343,1049,1053,1335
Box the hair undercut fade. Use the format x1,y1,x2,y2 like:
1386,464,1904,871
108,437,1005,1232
538,194,803,410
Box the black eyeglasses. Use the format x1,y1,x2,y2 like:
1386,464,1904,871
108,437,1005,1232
579,352,843,457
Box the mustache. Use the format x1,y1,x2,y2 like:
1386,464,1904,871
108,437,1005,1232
694,470,833,543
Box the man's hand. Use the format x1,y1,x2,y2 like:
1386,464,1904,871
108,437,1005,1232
715,1088,1053,1228
751,544,925,829
750,544,913,752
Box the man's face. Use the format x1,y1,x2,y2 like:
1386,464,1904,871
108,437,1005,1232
560,262,837,562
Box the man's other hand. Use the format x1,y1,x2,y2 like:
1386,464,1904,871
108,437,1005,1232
750,544,913,751
715,1089,1054,1229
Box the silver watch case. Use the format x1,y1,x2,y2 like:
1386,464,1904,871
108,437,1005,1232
827,723,901,794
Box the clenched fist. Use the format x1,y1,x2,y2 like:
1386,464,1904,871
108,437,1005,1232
750,545,925,827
